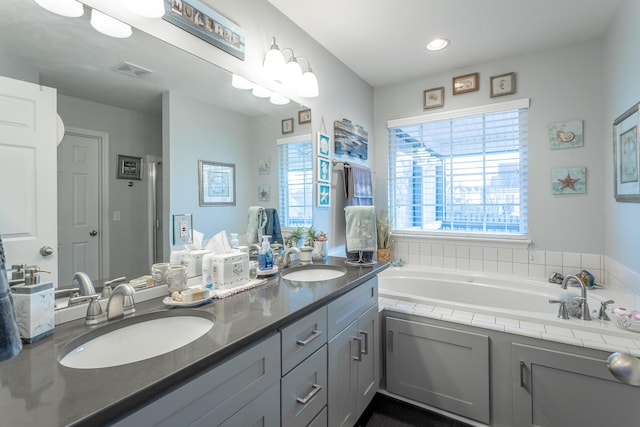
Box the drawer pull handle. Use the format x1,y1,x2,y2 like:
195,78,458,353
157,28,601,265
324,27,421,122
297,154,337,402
353,336,363,361
296,383,322,405
296,329,322,346
520,361,527,388
360,330,369,355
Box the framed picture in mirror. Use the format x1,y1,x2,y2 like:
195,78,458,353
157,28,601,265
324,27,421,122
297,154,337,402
298,109,311,124
282,118,294,134
117,155,142,180
613,102,640,202
198,160,236,206
452,72,479,95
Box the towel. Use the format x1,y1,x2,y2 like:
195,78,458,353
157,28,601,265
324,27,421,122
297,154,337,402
263,209,283,245
344,163,373,206
345,206,377,252
0,235,22,362
245,206,267,244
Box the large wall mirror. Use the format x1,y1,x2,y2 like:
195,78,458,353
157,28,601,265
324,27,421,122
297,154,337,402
0,0,309,290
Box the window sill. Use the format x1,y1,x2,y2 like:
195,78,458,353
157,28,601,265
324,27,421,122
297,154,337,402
392,232,531,249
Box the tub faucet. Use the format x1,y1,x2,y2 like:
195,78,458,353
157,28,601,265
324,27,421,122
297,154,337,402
561,274,591,320
281,247,301,268
106,283,136,321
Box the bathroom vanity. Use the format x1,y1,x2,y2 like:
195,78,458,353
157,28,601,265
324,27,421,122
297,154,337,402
0,258,387,426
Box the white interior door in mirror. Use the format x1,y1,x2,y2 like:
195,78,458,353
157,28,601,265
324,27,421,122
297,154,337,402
0,75,57,285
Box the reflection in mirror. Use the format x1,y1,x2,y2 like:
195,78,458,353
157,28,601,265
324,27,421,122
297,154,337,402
0,0,309,307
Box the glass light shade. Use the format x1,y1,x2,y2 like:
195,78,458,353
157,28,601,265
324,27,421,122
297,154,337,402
35,0,84,17
251,85,272,98
269,93,290,105
231,74,254,90
91,10,132,38
298,70,319,98
282,59,303,89
263,45,285,81
124,0,165,18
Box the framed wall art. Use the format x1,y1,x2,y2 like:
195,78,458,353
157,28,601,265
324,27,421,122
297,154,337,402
282,117,294,134
317,183,330,207
317,132,330,157
490,72,516,97
117,154,142,180
452,72,479,95
334,119,368,160
552,167,586,195
318,157,330,182
257,184,270,201
198,160,236,206
298,109,311,124
548,119,584,149
613,102,640,202
423,86,444,109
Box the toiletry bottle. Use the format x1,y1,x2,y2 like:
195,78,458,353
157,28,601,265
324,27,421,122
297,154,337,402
258,236,273,271
229,233,239,249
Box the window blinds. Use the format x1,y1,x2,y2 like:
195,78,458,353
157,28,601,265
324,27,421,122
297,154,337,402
388,100,529,236
278,136,313,227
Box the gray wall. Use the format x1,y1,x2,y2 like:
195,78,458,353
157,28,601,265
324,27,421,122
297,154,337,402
58,95,162,278
604,0,640,275
373,38,606,255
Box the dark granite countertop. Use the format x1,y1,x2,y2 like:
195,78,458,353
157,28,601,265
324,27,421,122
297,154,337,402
0,257,388,426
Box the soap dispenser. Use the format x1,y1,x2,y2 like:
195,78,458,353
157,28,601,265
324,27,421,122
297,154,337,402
258,235,273,271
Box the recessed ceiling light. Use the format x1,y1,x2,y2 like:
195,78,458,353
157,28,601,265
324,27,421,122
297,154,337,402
426,38,450,51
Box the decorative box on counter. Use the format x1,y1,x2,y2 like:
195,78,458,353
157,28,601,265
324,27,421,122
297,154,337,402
183,249,212,278
11,281,54,343
210,252,249,288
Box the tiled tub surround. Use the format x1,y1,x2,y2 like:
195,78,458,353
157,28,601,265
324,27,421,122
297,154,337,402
391,235,640,310
378,266,640,357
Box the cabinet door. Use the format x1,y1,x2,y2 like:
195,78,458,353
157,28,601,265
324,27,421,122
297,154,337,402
386,317,490,424
327,276,377,338
512,343,640,426
328,321,358,427
218,382,280,427
357,304,379,413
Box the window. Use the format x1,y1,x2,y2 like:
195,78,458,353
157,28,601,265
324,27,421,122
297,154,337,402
278,134,313,227
388,99,529,237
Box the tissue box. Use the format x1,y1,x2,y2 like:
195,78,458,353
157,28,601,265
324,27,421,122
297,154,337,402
211,252,249,288
11,281,54,344
183,249,212,278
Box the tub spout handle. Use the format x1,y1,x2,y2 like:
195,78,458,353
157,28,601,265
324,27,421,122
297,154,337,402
549,299,569,319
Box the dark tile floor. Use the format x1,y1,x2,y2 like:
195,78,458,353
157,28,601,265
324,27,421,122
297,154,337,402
356,393,472,427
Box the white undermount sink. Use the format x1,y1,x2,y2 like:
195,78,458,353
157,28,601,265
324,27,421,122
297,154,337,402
58,311,214,369
281,265,347,282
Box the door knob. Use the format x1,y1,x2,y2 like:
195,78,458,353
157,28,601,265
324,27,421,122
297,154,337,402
39,246,54,256
89,230,98,236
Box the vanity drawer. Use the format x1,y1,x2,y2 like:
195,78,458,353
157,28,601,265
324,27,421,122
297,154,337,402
281,345,327,427
281,306,327,375
327,276,378,338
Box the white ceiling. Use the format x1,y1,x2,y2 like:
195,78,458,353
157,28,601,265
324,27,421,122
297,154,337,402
268,0,624,87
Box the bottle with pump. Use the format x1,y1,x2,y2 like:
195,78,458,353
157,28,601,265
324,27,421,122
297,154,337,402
258,235,273,271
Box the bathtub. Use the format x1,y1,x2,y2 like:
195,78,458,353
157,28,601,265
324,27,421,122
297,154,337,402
378,265,615,329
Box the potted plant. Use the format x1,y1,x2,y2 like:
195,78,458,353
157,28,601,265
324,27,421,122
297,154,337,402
376,210,391,262
285,226,304,248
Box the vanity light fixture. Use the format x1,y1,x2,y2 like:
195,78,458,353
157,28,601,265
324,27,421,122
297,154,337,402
282,54,303,89
251,85,272,98
35,0,84,17
269,93,290,105
297,57,319,98
263,37,286,81
91,9,132,38
124,0,165,19
231,74,254,90
426,38,450,51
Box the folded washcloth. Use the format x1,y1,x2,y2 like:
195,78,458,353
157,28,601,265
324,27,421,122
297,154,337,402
0,236,22,362
345,206,377,252
245,206,267,244
263,208,283,245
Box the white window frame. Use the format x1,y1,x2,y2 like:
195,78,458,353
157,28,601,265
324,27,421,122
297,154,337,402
277,134,313,228
387,98,530,243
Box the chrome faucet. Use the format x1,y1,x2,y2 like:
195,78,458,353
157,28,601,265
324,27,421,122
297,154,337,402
280,247,301,268
106,283,136,321
561,274,591,320
72,272,96,296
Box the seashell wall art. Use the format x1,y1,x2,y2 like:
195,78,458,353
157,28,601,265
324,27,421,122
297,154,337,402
548,119,584,149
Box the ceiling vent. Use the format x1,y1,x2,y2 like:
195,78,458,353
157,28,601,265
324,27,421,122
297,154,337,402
111,61,153,78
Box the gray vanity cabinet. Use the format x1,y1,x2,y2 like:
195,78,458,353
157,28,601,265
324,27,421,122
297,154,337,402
512,343,640,426
385,316,490,424
327,277,379,427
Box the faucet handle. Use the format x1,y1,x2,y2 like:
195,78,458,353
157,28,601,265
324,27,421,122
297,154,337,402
598,299,615,321
549,299,569,319
84,296,105,326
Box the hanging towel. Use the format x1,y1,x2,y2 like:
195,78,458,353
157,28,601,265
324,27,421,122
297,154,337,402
0,235,22,362
263,209,283,245
345,163,373,206
245,206,267,244
345,206,377,252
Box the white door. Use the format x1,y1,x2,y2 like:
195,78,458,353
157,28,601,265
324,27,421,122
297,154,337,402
57,132,101,284
0,75,57,284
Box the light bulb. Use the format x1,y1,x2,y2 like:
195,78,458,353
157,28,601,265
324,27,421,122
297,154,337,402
91,10,132,38
282,58,303,89
231,74,254,90
269,94,290,105
298,69,319,98
263,37,285,81
252,85,272,98
35,0,84,17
